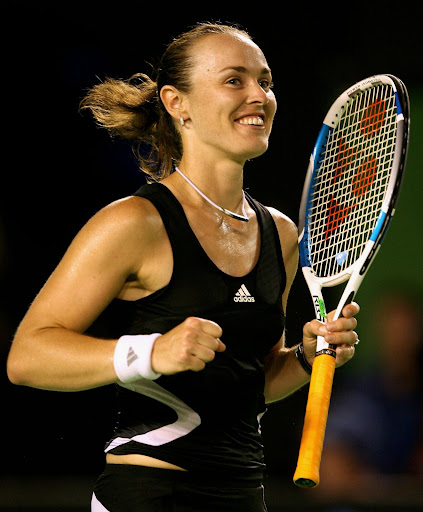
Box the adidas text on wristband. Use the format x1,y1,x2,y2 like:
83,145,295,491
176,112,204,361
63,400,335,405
113,333,162,383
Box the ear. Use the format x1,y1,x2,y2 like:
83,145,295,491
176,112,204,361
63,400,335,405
160,85,188,123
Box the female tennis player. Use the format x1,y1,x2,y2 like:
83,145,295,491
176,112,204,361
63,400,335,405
7,22,359,511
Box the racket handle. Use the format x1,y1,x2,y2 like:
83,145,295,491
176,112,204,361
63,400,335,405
293,349,336,488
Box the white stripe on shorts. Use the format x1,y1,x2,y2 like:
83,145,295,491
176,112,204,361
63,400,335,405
91,493,110,512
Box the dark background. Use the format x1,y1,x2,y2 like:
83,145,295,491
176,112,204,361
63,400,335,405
1,2,422,510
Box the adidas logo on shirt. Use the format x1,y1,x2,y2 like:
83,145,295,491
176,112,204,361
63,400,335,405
234,284,255,303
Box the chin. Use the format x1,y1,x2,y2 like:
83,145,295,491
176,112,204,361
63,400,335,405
226,135,270,163
244,141,270,160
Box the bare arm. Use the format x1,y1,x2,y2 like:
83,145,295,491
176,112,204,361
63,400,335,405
263,209,359,403
264,209,307,402
7,196,225,391
7,197,165,391
264,307,359,404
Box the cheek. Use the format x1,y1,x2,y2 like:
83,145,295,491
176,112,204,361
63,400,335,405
190,96,220,126
190,97,233,138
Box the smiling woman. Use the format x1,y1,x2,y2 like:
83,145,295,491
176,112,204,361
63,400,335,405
178,32,277,169
7,21,360,512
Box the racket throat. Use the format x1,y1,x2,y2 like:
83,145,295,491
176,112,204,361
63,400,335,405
315,335,336,358
314,289,357,358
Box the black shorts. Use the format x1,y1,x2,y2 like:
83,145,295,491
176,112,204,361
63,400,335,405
92,464,268,512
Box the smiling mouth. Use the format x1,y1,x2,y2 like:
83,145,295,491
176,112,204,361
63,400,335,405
237,116,264,126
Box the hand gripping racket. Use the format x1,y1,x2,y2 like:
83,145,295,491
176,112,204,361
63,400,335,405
293,74,410,488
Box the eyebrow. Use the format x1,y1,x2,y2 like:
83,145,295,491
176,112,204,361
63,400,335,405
219,66,272,75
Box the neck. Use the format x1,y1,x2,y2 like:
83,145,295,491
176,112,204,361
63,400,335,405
176,157,245,211
174,167,249,222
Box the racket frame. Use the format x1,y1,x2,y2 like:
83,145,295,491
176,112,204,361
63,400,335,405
298,74,409,349
294,74,410,487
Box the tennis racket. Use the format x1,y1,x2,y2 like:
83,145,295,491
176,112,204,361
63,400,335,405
293,74,410,488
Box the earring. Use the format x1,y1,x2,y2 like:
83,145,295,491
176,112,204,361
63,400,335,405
179,115,185,126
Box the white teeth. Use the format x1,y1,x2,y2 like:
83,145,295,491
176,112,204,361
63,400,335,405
238,117,264,126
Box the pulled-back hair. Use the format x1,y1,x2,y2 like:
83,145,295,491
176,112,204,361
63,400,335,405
80,22,251,181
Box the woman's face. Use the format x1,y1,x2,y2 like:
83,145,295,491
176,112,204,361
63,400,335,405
182,33,277,165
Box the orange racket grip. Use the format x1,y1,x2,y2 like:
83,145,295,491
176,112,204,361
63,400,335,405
293,351,336,488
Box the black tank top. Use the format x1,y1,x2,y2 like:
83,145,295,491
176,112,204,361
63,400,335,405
103,183,286,480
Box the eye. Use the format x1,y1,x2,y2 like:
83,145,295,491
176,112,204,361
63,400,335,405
226,77,242,86
259,79,274,91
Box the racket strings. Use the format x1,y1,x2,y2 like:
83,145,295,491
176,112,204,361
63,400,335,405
308,84,398,277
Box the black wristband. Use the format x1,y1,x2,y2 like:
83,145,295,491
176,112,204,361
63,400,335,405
295,343,313,375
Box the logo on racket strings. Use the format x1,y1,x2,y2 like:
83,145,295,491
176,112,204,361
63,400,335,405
335,251,348,266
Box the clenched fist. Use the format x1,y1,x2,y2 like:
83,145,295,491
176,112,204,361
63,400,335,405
151,317,225,375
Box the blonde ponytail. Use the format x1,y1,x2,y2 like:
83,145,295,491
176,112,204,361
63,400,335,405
81,22,251,181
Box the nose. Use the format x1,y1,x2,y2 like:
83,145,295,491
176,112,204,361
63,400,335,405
246,81,270,105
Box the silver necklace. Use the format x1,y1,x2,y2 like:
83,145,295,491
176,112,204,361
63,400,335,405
175,167,249,222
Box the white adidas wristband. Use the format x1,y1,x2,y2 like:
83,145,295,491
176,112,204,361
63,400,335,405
113,333,162,383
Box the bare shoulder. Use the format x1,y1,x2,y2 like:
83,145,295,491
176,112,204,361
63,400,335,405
82,194,165,246
94,194,162,228
265,206,299,246
265,206,299,289
58,193,168,283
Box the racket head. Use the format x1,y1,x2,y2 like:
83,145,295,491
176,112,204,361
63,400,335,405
298,74,410,289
